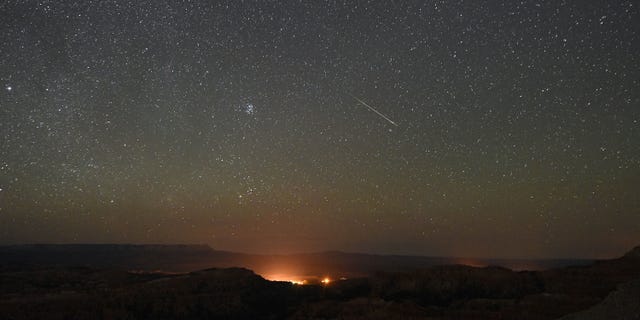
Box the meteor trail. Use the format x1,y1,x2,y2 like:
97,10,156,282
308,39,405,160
350,94,398,127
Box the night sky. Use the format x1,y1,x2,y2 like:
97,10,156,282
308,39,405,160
1,0,639,259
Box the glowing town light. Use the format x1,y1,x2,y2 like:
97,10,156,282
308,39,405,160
321,277,331,285
264,274,308,285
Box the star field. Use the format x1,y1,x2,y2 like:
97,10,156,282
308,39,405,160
1,0,639,259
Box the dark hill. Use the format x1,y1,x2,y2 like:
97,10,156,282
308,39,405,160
622,245,640,259
1,244,638,319
0,244,245,272
558,278,640,320
0,244,592,276
0,267,300,320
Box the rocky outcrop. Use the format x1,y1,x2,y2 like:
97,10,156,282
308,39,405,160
558,278,640,320
370,265,544,306
0,267,299,320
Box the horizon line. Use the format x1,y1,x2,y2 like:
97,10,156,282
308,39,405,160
0,241,619,261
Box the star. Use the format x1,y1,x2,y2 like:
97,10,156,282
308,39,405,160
242,103,255,115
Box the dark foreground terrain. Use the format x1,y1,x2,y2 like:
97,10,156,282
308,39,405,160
1,246,639,320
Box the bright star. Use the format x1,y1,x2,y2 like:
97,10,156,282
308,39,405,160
244,103,255,115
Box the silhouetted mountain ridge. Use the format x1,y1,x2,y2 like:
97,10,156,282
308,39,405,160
622,245,640,259
0,243,594,275
0,244,639,319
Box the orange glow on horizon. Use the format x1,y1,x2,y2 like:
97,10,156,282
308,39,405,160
264,274,307,285
264,273,337,286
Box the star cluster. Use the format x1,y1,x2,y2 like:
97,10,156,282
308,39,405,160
1,0,639,258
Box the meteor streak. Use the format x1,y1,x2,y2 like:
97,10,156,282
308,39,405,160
350,94,398,127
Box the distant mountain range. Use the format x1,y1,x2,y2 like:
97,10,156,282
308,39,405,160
0,244,593,277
